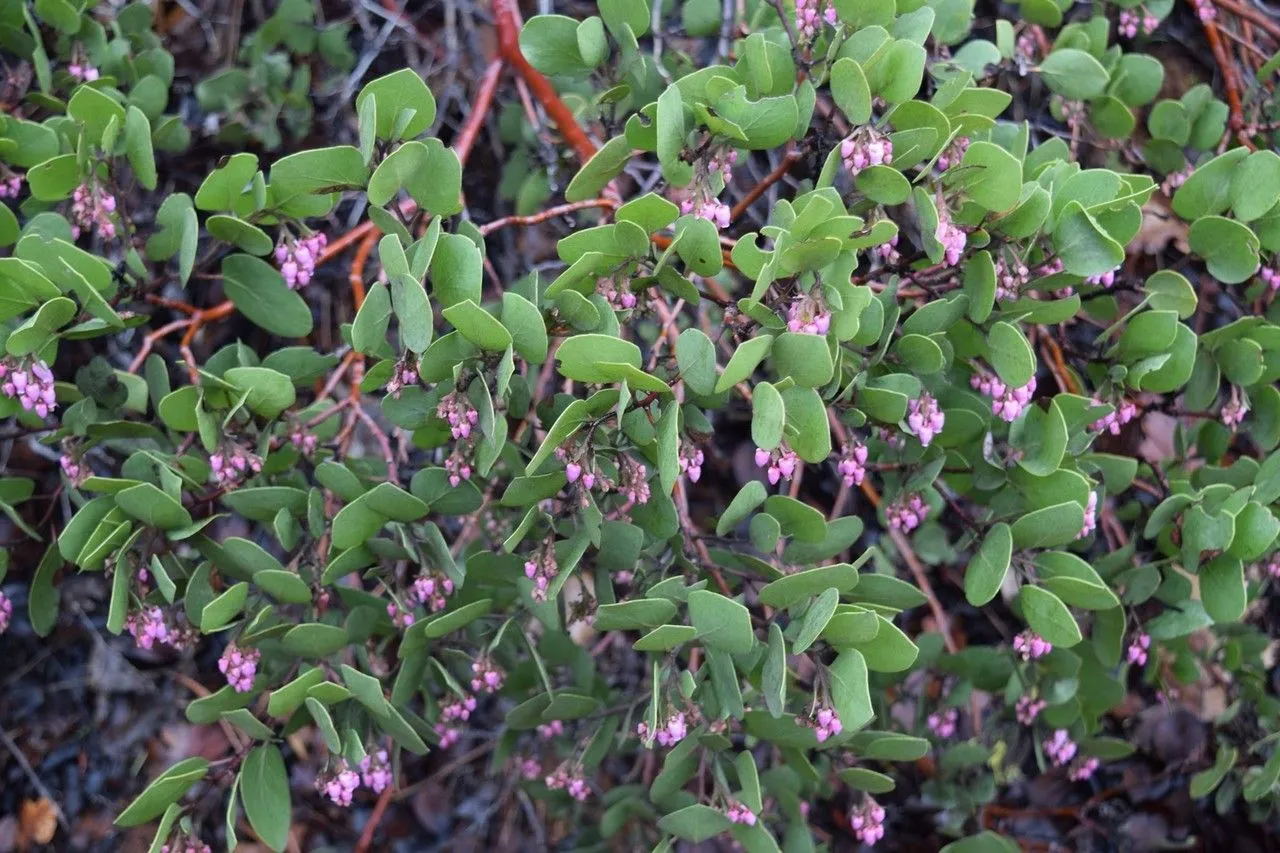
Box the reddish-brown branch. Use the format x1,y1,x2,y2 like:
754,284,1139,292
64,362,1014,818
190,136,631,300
455,59,505,166
354,783,396,853
1202,15,1255,148
730,147,801,221
479,198,619,235
1213,0,1280,39
128,318,193,374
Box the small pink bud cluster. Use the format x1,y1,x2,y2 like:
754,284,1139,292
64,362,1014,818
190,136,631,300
1086,266,1119,288
837,442,868,487
210,446,262,487
1044,729,1078,766
849,798,887,846
0,173,23,199
470,657,504,694
1162,165,1193,195
1015,695,1046,726
618,457,652,509
1265,552,1280,579
217,644,260,693
927,707,958,739
786,292,832,335
1222,397,1248,430
1014,630,1052,661
1058,98,1087,131
876,233,900,265
410,572,454,613
681,196,731,229
320,762,361,806
436,695,476,748
1077,491,1098,540
386,600,415,629
1127,632,1151,666
274,232,327,289
1259,266,1280,293
359,749,393,794
935,209,967,266
995,258,1030,301
537,720,565,740
841,133,893,177
935,136,970,172
545,764,590,801
678,444,705,482
805,706,844,743
755,445,799,485
1090,398,1138,435
0,358,57,417
438,390,479,440
161,834,212,853
445,444,474,487
877,425,906,451
726,801,758,825
795,0,838,40
972,374,1036,423
289,429,317,455
0,590,11,634
70,182,118,240
60,453,87,485
637,711,688,748
520,758,541,780
68,63,100,82
524,542,560,602
1069,755,1100,781
906,393,945,446
1016,34,1037,62
596,276,638,310
1118,8,1159,38
127,606,171,650
385,360,418,398
1192,0,1215,21
708,148,738,183
886,493,929,533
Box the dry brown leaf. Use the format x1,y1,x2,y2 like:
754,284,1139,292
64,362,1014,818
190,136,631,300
1134,197,1189,256
17,798,57,847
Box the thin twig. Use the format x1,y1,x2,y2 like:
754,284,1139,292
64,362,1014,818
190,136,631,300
0,727,72,832
478,198,619,235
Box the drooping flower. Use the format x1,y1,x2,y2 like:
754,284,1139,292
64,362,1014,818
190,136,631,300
1090,398,1138,435
1126,632,1151,666
470,657,505,694
1013,630,1052,661
359,749,393,794
217,644,260,693
886,493,929,533
0,357,58,418
1077,491,1098,540
1043,729,1078,766
726,800,758,825
209,445,262,488
755,445,800,486
837,441,868,487
0,172,23,199
906,393,945,446
1015,695,1046,726
840,131,893,177
0,590,12,635
972,373,1036,422
849,797,887,846
927,707,958,739
70,183,118,240
319,762,360,806
678,444,705,482
1069,755,1100,781
275,232,328,289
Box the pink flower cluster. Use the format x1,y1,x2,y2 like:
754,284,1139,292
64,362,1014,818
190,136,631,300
1192,0,1215,21
995,258,1029,301
210,446,262,487
1013,630,1052,661
436,695,476,748
60,453,87,485
935,136,970,172
678,445,705,482
1118,8,1159,38
545,764,590,801
537,720,565,740
520,758,541,780
637,711,688,748
876,233,900,265
0,173,23,199
886,493,928,533
275,232,327,289
927,707,958,739
1077,491,1098,539
972,373,1036,423
618,457,652,508
1086,266,1119,288
906,393,945,446
1069,755,1100,781
1127,632,1151,666
849,798,887,846
596,276,638,310
1090,398,1138,435
1015,695,1046,726
0,590,11,635
726,801,758,825
359,749,393,794
841,133,893,177
470,657,504,694
786,292,832,335
0,358,57,417
1162,165,1192,195
290,429,318,455
160,834,212,853
126,606,195,651
1222,397,1248,430
217,644,260,693
70,183,117,240
446,444,474,487
524,543,560,602
795,0,837,40
837,441,868,487
708,149,738,182
410,572,454,613
565,458,595,489
1259,266,1280,293
385,360,418,398
1266,552,1280,579
806,706,844,742
935,209,966,266
387,599,415,629
681,196,731,229
1043,729,1078,766
69,62,100,82
320,762,361,806
438,390,479,440
755,445,799,485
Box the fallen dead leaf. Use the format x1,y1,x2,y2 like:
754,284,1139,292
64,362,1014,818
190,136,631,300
1134,197,1189,256
17,798,57,847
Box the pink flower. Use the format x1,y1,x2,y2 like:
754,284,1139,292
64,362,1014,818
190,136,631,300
1090,397,1138,435
217,644,260,693
1043,729,1078,766
849,798,887,846
1077,491,1098,540
935,136,970,172
1013,630,1052,661
972,373,1036,422
470,657,505,694
1069,755,1100,781
127,606,171,650
1015,695,1046,726
545,763,591,801
1222,397,1248,430
786,291,832,335
0,357,58,418
1126,632,1151,666
801,705,843,743
524,541,560,603
678,445,705,482
1086,266,1119,288
0,590,11,635
755,445,800,486
927,707,958,739
726,801,757,825
886,493,928,533
537,720,565,740
994,257,1029,301
905,393,944,446
320,763,360,806
70,183,118,240
520,758,541,780
837,441,868,487
841,132,894,177
359,749,393,793
0,172,23,199
275,232,327,289
934,206,967,266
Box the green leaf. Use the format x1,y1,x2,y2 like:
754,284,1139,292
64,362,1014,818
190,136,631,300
633,624,698,651
240,746,291,852
763,495,826,542
760,563,861,608
1053,201,1125,277
222,254,313,338
772,333,833,387
656,83,693,186
356,68,437,140
1018,585,1082,647
68,84,126,147
565,135,633,201
595,599,679,631
419,598,493,639
1190,745,1238,798
556,334,642,382
443,299,513,351
687,590,755,651
940,832,1020,853
831,57,872,124
828,649,874,730
1200,555,1245,623
715,335,774,392
965,522,1011,606
855,617,920,672
502,292,548,364
27,544,61,637
200,582,248,632
676,328,717,395
1038,49,1109,99
520,14,595,77
658,805,732,842
1172,147,1249,219
793,587,840,654
26,154,80,201
986,321,1035,387
1188,216,1261,284
957,141,1021,211
115,483,192,530
1230,150,1280,222
752,381,785,449
1013,400,1068,477
194,153,258,211
717,481,767,536
762,624,787,717
115,757,209,827
367,139,462,215
124,106,157,190
282,623,349,657
223,366,296,419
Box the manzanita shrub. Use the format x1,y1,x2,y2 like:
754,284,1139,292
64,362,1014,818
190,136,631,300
2,0,1279,849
